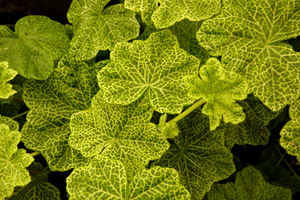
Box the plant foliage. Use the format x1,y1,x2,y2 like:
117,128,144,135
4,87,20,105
0,0,299,199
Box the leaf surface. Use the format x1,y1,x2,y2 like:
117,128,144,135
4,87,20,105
21,55,100,171
69,93,169,178
68,0,140,60
0,124,34,199
280,100,300,160
207,166,292,200
184,58,248,130
98,30,200,114
151,0,221,28
197,0,300,111
220,96,280,149
66,156,190,200
0,62,17,99
7,162,61,200
0,16,70,80
154,108,235,199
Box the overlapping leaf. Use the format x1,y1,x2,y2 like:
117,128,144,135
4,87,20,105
0,62,17,99
98,30,200,114
69,93,169,178
66,156,190,200
184,58,248,130
0,16,70,80
280,100,300,160
220,96,280,149
124,0,157,25
154,108,236,199
151,0,220,28
7,162,60,200
67,0,140,60
0,124,34,199
197,0,300,111
207,166,292,200
21,55,101,171
0,114,19,131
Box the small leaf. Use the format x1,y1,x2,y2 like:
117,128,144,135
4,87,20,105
184,58,248,130
0,124,34,199
280,100,300,160
98,30,200,114
207,166,292,200
66,156,190,200
69,93,169,179
0,16,70,80
0,62,17,99
68,0,140,60
157,114,180,139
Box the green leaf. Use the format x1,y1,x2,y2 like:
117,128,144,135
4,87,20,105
98,30,200,114
184,58,248,130
0,61,17,99
0,16,70,80
207,166,292,200
21,55,101,171
7,162,61,200
124,0,157,25
0,114,19,131
67,0,140,60
154,108,235,199
0,124,34,199
220,96,280,149
0,100,21,117
151,0,221,28
157,114,180,139
69,93,169,179
280,100,300,160
66,156,190,200
197,0,300,111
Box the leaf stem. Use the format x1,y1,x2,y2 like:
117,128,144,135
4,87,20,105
30,151,40,157
169,99,206,124
11,110,29,119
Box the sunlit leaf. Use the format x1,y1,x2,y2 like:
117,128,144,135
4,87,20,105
197,0,300,111
69,93,169,179
66,156,190,200
98,30,200,114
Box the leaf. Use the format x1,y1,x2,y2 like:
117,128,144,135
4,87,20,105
0,114,19,131
0,62,17,99
67,0,140,60
7,162,61,200
207,166,292,200
154,108,236,199
98,30,200,114
184,58,248,130
157,114,180,139
124,0,157,25
21,55,101,171
197,0,300,111
0,100,21,117
0,124,34,199
0,16,70,80
220,96,280,149
151,0,221,28
66,156,190,200
280,100,300,160
69,93,169,179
